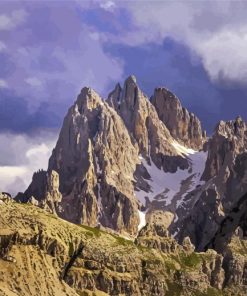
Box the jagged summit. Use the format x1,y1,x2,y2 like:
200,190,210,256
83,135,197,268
108,76,205,151
215,115,246,138
75,87,103,111
125,74,137,84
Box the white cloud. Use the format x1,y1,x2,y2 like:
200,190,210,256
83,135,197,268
25,77,43,87
100,1,116,11
117,1,247,85
0,79,8,88
0,9,27,30
0,132,57,196
195,28,247,83
1,4,123,108
0,41,6,52
89,32,100,41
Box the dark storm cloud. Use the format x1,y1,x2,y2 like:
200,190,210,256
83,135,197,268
0,0,123,134
1,0,247,134
0,88,61,133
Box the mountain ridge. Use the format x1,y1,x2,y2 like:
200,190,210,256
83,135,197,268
15,76,247,253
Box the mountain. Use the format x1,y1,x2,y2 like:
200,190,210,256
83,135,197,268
150,87,206,150
3,75,247,295
16,76,247,250
16,76,204,236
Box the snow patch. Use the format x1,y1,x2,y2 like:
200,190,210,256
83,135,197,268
135,145,208,209
95,155,102,174
176,150,208,208
135,158,190,206
172,141,196,156
138,210,146,231
172,228,180,238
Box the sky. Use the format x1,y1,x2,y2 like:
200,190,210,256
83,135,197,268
1,0,247,195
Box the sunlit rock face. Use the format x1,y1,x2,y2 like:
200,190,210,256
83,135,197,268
150,87,206,150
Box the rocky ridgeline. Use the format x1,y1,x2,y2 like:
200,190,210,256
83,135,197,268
1,200,247,295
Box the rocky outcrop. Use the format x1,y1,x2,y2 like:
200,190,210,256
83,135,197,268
150,87,206,150
15,170,47,203
15,170,62,214
1,200,244,296
0,192,12,204
202,116,247,181
136,223,178,253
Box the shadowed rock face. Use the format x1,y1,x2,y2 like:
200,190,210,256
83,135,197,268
173,117,247,251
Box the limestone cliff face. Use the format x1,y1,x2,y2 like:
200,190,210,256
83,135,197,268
150,87,206,150
19,87,140,235
7,75,247,294
202,116,247,181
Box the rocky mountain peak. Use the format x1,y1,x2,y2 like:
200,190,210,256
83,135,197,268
76,86,103,112
107,83,122,109
150,87,206,150
5,75,247,295
215,116,246,139
19,75,246,248
120,75,139,108
202,117,247,181
125,74,137,84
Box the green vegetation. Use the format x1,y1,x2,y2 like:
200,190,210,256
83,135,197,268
109,233,134,246
68,242,74,257
166,281,183,296
177,252,202,269
79,225,101,237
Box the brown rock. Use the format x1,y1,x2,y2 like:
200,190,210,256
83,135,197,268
150,87,205,150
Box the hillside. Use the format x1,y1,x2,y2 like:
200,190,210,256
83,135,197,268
1,194,247,295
